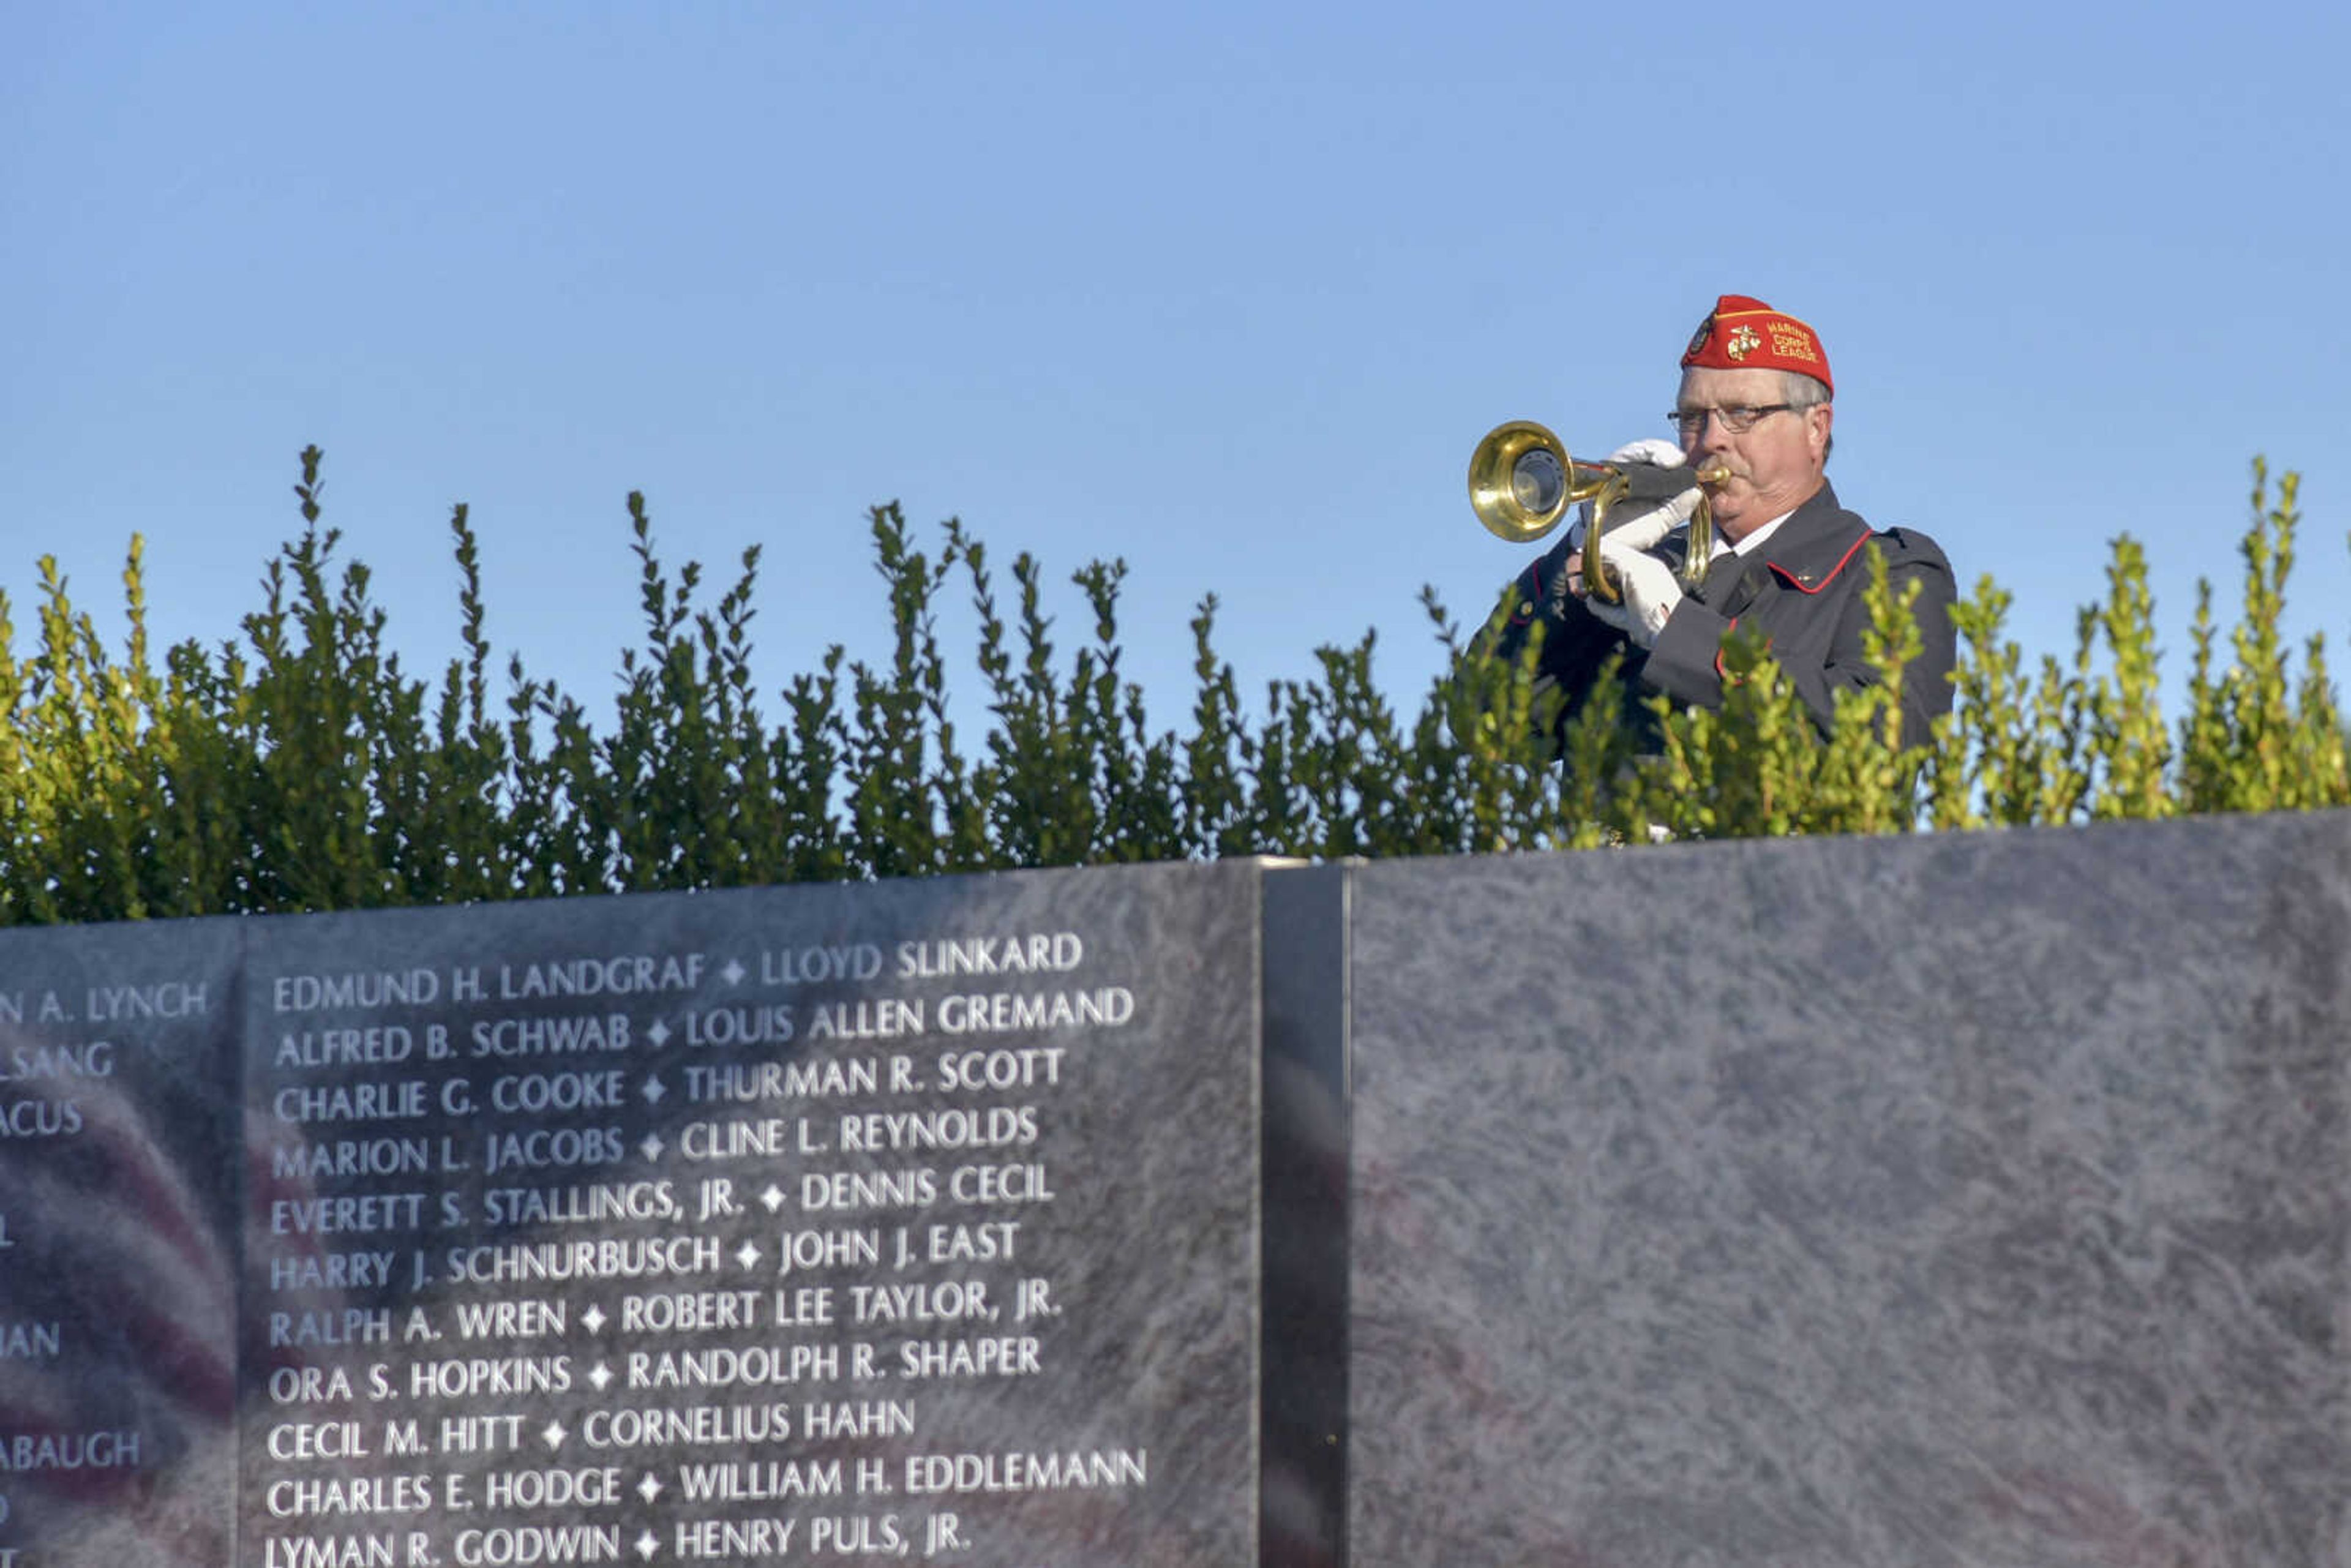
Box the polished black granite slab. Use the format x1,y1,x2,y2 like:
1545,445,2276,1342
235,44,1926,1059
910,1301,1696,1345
3,861,1262,1568
0,918,244,1567
7,812,2350,1567
1343,814,2351,1567
237,864,1262,1568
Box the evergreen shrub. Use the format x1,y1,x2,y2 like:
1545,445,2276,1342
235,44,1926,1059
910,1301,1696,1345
0,449,2338,923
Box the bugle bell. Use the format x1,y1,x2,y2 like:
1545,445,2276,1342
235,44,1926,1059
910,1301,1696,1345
1466,419,1729,604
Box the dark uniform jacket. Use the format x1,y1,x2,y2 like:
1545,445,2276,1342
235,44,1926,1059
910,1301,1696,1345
1491,479,1957,748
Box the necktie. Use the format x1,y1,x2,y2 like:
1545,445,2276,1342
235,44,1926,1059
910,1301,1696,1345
1698,547,1750,611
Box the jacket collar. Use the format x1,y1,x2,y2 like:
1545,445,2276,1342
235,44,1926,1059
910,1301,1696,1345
1752,480,1873,596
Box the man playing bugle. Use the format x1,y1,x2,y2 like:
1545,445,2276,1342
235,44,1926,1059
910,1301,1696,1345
1487,294,1957,749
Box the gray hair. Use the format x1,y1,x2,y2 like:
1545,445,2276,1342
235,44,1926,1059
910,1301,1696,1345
1779,370,1831,408
1782,370,1833,462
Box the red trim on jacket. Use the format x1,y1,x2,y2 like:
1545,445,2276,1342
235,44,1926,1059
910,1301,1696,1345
1767,528,1875,595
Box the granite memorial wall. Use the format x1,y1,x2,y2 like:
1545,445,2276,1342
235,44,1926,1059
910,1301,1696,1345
4,863,1261,1568
1332,814,2351,1567
4,813,2349,1567
0,918,244,1566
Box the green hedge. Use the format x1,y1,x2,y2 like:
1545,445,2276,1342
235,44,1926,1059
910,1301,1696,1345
0,448,2339,924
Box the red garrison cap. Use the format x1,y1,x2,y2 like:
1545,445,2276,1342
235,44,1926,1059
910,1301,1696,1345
1680,294,1832,394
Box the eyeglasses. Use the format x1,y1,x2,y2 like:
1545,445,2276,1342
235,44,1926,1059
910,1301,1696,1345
1667,403,1805,437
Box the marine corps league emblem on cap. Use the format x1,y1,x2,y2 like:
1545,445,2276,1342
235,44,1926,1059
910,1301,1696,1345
1679,292,1833,394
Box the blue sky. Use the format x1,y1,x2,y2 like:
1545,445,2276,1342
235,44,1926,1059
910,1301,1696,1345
6,4,2346,744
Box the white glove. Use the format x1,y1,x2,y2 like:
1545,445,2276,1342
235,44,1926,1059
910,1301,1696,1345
1569,439,1694,546
1605,437,1689,468
1579,486,1698,647
1594,534,1684,647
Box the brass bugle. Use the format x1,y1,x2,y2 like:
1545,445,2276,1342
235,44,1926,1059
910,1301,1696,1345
1467,419,1730,604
